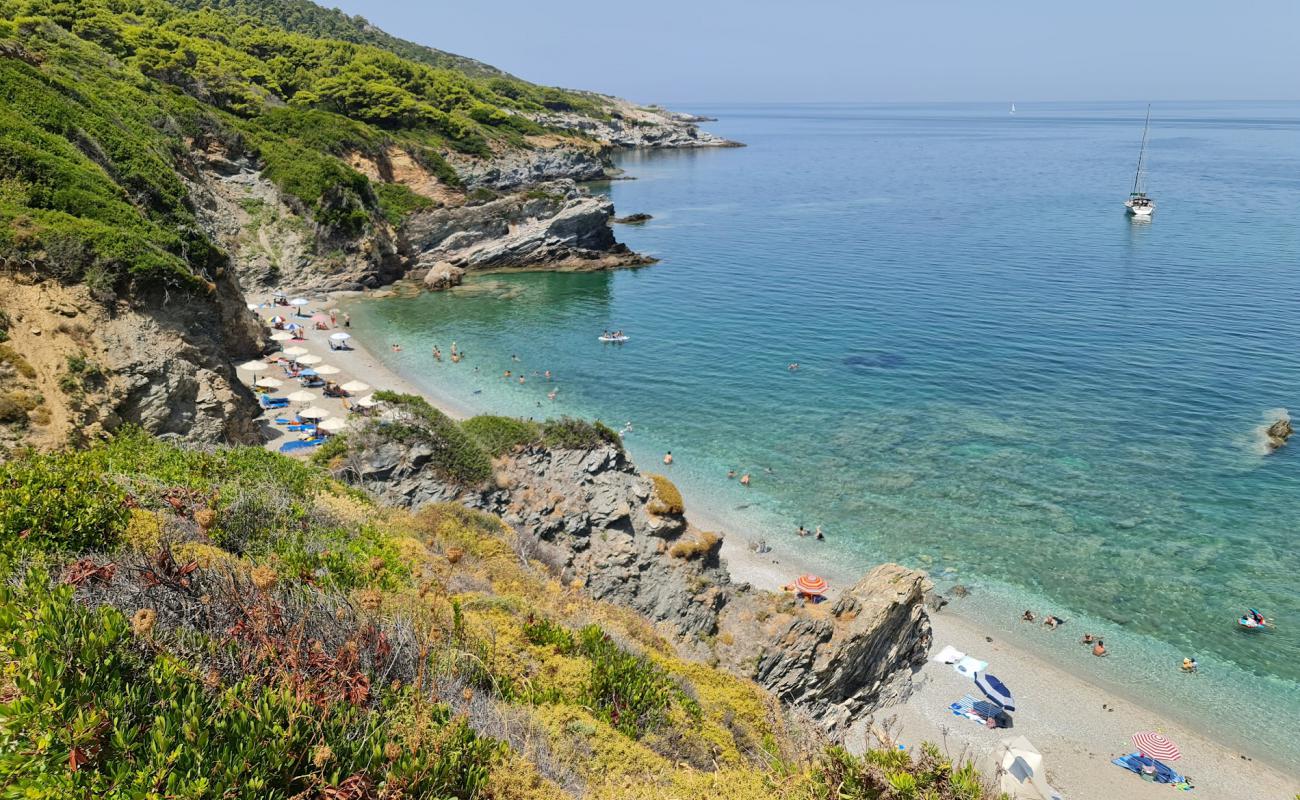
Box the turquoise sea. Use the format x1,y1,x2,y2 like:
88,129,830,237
346,102,1300,768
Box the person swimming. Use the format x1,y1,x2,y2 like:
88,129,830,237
1092,640,1108,657
815,525,825,541
739,473,751,486
663,451,673,465
1021,610,1036,622
727,469,736,479
1181,657,1198,673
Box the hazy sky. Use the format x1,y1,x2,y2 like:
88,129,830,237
324,1,1300,105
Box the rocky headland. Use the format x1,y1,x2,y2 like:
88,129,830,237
327,408,932,736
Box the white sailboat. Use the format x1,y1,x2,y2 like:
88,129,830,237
1010,102,1016,114
1125,105,1155,217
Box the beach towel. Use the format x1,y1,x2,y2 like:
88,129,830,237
933,645,965,665
1111,753,1185,785
948,695,1007,727
954,655,988,677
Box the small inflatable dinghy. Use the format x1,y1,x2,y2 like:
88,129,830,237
598,335,629,343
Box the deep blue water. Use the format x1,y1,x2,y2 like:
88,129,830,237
347,102,1300,766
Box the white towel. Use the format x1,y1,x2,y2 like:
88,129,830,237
932,645,965,665
954,655,988,677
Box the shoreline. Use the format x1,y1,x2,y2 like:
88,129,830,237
247,289,1298,799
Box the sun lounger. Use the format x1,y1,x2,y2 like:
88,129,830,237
278,438,324,453
286,423,315,432
1112,753,1185,785
954,655,988,677
259,396,289,408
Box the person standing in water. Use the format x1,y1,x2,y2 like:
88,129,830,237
740,473,751,486
663,451,673,465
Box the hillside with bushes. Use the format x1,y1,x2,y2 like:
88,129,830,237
0,428,1003,799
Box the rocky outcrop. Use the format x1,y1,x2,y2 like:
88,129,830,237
1265,417,1293,452
0,273,262,450
346,438,730,637
448,140,611,190
186,138,406,295
535,96,743,149
403,180,652,273
333,429,932,735
733,565,932,733
614,213,652,224
423,261,466,291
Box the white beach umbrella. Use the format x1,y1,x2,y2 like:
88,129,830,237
254,377,283,389
329,332,352,341
287,390,317,403
314,364,341,376
355,394,378,408
340,380,369,393
269,332,294,342
296,354,323,366
317,417,347,433
238,360,269,373
298,406,330,420
282,346,308,358
289,297,309,307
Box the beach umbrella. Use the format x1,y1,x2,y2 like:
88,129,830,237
296,354,322,366
298,369,318,377
314,364,341,375
329,332,352,341
287,390,317,403
356,394,379,408
1132,732,1181,763
269,315,286,325
793,574,828,597
254,377,283,389
282,346,308,358
270,331,294,342
289,297,309,307
317,417,346,433
974,672,1015,711
286,322,302,330
238,360,269,373
340,380,369,393
298,406,330,420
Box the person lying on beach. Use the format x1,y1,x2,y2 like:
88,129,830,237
1021,610,1036,622
1092,640,1108,657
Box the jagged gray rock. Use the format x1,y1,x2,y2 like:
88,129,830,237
746,564,933,733
404,180,651,272
448,145,611,190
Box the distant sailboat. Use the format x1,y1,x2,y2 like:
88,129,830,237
1010,103,1016,114
1125,105,1155,217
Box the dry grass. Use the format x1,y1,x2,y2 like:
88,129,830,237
646,474,684,516
668,530,720,560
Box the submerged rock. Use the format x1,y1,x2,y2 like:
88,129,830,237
613,213,653,224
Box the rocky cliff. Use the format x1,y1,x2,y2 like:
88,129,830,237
536,95,744,150
328,424,932,737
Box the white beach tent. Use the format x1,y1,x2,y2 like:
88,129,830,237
989,737,1062,800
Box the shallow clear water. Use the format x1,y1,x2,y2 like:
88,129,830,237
347,102,1300,767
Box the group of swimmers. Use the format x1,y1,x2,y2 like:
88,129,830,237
1021,610,1065,630
796,524,826,541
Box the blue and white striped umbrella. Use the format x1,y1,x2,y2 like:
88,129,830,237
974,672,1015,711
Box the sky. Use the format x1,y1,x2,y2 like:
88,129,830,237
323,1,1300,106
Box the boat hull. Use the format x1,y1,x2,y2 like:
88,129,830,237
1125,201,1154,217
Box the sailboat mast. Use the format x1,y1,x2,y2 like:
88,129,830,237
1131,104,1150,195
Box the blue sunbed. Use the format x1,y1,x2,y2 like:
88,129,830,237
260,396,289,408
279,438,324,453
1112,753,1184,784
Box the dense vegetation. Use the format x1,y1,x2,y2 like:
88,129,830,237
317,394,624,487
0,0,607,300
0,430,1005,799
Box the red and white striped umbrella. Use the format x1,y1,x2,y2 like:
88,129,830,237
794,574,828,596
1132,732,1181,762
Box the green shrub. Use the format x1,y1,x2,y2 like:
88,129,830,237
540,417,622,452
461,414,541,456
0,448,129,552
578,625,696,738
522,614,576,654
372,180,433,225
0,571,502,798
370,392,493,485
0,344,36,379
